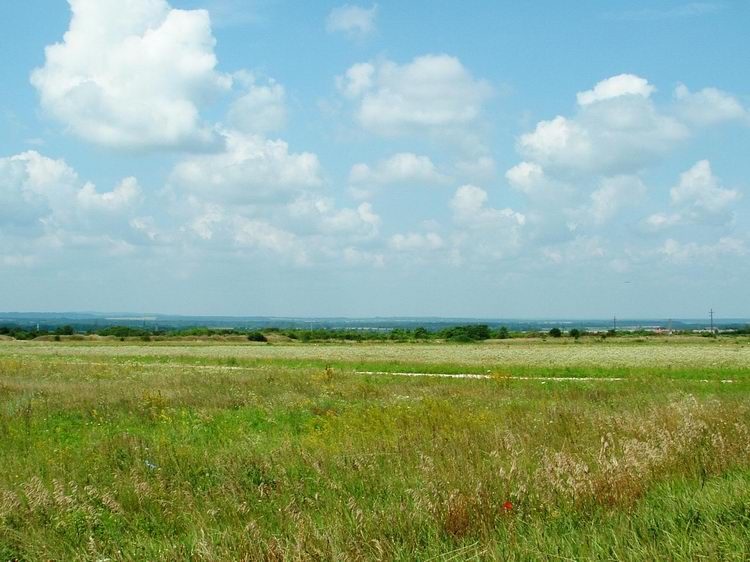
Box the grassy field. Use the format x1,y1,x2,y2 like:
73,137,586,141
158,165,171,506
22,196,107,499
0,338,749,560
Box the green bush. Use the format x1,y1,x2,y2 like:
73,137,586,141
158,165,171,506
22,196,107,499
247,332,267,342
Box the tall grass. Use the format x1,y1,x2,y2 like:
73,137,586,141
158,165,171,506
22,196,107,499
0,342,748,560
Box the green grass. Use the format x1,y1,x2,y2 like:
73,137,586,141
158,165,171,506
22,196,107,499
0,339,749,560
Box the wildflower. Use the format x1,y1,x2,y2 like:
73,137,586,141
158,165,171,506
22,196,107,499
503,501,513,511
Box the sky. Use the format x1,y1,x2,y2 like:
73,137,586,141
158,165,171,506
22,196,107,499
0,0,748,318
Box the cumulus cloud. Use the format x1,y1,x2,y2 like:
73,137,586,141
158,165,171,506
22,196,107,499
577,74,655,106
542,235,606,265
342,247,385,267
348,152,448,197
233,218,306,263
168,130,322,204
77,177,142,213
31,0,231,150
669,160,740,221
450,185,525,228
505,161,560,198
642,160,740,231
518,76,688,176
0,151,142,230
659,236,746,263
326,4,378,38
227,73,287,134
449,185,526,262
337,55,492,137
389,232,444,252
0,150,78,228
508,73,750,263
674,84,747,126
288,197,381,239
588,175,646,225
0,150,146,267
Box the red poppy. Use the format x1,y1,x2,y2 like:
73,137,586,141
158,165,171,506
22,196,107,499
503,501,513,511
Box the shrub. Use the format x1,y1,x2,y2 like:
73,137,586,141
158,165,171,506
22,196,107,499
448,334,475,343
496,326,510,339
549,328,563,338
247,332,267,342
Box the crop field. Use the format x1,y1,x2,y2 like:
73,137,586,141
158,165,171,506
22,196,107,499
1,338,749,560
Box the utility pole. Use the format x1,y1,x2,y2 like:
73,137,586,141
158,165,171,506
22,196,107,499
710,309,714,334
613,315,617,332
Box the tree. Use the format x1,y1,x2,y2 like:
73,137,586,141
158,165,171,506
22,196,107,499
496,326,510,339
414,327,429,339
549,327,562,338
569,328,581,339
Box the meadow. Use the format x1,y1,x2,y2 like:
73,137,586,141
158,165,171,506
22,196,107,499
0,337,749,560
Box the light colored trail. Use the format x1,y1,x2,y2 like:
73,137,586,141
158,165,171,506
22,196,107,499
0,357,737,383
355,371,738,383
355,370,625,382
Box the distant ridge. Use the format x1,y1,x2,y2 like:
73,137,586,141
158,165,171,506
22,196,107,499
0,312,747,332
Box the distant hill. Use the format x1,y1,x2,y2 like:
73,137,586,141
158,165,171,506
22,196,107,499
0,312,747,332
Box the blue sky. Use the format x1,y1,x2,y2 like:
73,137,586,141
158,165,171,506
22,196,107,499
0,0,748,318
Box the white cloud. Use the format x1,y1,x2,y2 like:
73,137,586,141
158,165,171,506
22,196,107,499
0,151,77,228
577,74,655,106
542,235,606,264
338,55,492,137
588,175,646,225
0,151,142,230
454,156,497,182
77,177,142,213
227,73,287,134
446,185,527,262
674,84,747,126
505,161,554,197
168,130,322,204
188,203,225,241
642,212,682,232
641,160,740,231
342,247,385,267
389,232,444,252
450,184,525,228
659,236,746,263
336,63,374,98
519,84,688,176
288,197,381,238
0,254,37,268
326,4,378,38
31,0,231,149
349,152,448,197
233,218,306,263
670,160,740,221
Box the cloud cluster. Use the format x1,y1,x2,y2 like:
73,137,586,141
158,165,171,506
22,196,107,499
168,130,322,204
337,55,493,137
227,73,287,134
12,0,750,287
348,153,448,198
504,73,746,268
518,75,688,176
31,0,231,150
0,150,146,265
645,160,740,230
